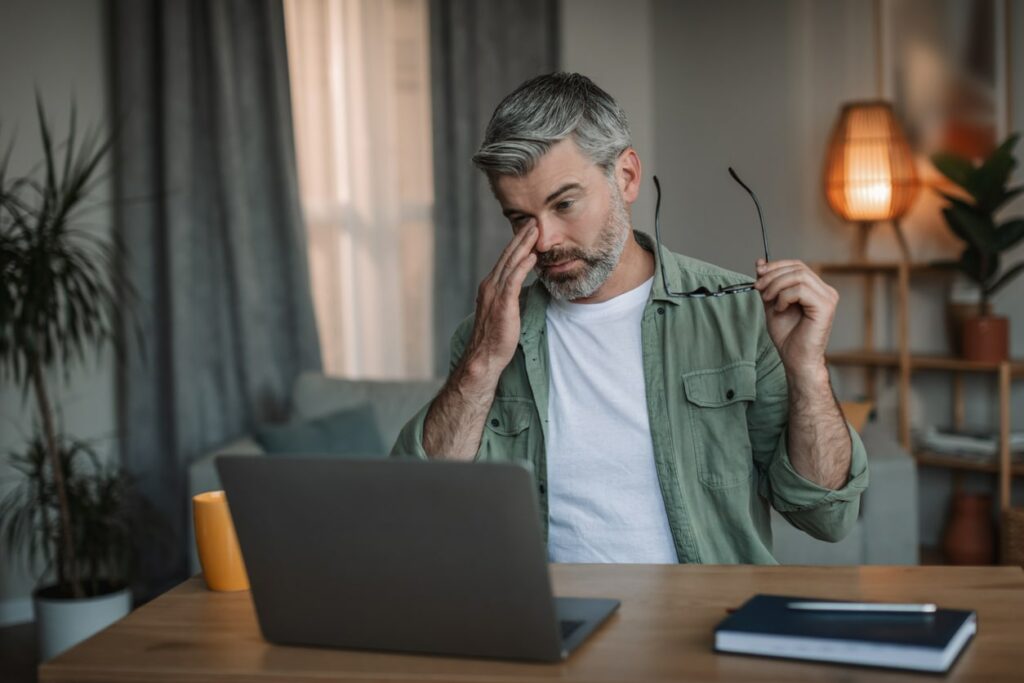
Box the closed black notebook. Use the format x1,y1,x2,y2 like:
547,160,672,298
714,594,976,673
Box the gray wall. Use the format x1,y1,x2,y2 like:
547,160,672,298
0,0,114,624
563,0,1024,550
561,0,657,234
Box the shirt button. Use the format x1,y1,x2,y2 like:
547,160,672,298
657,307,665,315
726,389,735,400
490,418,500,427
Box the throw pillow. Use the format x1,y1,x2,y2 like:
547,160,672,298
254,403,385,458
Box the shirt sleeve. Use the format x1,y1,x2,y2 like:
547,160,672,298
389,315,475,459
747,335,870,543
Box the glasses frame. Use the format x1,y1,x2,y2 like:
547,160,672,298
652,168,771,298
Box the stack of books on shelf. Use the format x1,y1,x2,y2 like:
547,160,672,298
916,427,1024,463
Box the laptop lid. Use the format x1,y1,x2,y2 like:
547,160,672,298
216,456,569,661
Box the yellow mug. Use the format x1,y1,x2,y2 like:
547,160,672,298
193,490,250,591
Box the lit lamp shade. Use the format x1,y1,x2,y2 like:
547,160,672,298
824,101,919,222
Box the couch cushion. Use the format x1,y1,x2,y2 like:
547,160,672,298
255,403,385,457
291,372,445,448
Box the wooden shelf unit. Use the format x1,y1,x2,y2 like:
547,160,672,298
914,451,1024,477
813,260,1021,511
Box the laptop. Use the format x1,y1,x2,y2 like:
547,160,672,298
216,456,620,661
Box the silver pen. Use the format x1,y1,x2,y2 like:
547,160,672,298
787,601,937,613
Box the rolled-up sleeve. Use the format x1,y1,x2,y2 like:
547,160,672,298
748,337,869,543
390,400,433,459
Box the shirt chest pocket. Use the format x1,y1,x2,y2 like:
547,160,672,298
479,397,535,462
681,362,756,489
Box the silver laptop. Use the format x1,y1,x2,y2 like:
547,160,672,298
216,456,620,661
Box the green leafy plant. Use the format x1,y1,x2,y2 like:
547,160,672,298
932,134,1024,310
0,97,136,598
0,435,158,599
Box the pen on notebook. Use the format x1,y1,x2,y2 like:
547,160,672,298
787,601,937,613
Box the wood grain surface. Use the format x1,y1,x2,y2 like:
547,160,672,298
39,564,1024,682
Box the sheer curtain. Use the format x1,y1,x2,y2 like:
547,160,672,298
284,0,434,379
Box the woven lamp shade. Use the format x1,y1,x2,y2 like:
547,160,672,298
824,101,920,222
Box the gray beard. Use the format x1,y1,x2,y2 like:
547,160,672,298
537,188,631,301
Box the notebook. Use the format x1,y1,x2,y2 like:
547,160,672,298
714,594,976,673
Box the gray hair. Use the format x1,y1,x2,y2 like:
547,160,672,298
472,73,632,179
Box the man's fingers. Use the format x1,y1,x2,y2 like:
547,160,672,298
499,225,540,285
491,222,537,282
758,270,810,302
762,273,832,307
755,258,804,275
502,252,537,300
770,284,810,313
757,265,833,300
754,265,803,297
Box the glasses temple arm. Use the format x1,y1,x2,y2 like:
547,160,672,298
652,175,674,295
728,167,771,263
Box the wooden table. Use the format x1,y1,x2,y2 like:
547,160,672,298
40,565,1024,682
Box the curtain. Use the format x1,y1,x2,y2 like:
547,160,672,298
284,0,435,379
110,0,322,594
429,0,559,374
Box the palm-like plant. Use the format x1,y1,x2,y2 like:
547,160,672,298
0,436,152,598
0,97,128,598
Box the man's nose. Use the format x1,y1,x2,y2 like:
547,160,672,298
533,217,562,253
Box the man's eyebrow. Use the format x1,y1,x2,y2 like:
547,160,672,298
544,182,582,204
502,182,583,218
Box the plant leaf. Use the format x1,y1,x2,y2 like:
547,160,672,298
995,218,1024,251
932,152,975,189
986,261,1024,298
942,204,997,253
960,246,1000,285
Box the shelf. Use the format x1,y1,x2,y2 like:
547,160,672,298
812,261,951,275
914,450,1024,477
826,350,1024,375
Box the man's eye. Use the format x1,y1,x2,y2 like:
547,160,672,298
510,217,533,233
556,200,575,211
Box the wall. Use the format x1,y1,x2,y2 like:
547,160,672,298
563,0,1024,551
0,0,114,625
561,0,657,233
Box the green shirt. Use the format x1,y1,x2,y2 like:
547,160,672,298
391,232,869,564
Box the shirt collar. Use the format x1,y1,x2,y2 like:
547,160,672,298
634,230,685,306
520,229,689,340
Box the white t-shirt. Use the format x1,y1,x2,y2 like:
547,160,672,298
545,277,678,563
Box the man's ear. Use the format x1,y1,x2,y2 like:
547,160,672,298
615,148,642,204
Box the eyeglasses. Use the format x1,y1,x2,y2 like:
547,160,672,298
652,168,771,298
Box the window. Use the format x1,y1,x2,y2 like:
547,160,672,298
284,0,434,378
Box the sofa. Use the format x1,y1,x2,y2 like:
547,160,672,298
188,372,918,571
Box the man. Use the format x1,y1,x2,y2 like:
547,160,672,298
392,73,868,564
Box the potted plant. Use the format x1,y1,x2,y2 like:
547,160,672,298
932,134,1024,362
0,435,159,660
0,98,149,660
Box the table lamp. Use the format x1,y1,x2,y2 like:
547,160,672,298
824,101,920,261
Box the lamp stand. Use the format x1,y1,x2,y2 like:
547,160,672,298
852,220,911,262
854,221,873,262
891,218,911,262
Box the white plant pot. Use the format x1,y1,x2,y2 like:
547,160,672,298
33,585,132,661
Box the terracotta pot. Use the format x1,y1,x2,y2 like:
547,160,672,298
942,492,995,565
946,301,991,355
962,315,1009,362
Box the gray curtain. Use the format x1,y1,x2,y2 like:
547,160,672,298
430,0,559,374
110,0,321,593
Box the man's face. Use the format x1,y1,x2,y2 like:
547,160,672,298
492,139,631,301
